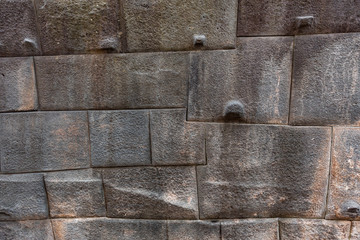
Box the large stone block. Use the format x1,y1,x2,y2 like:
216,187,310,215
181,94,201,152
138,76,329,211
123,0,237,52
150,109,205,165
35,53,188,110
0,220,54,240
290,33,360,126
188,37,293,123
0,174,48,220
102,166,198,219
34,0,122,55
198,124,331,219
0,0,41,56
0,57,38,112
89,110,150,167
0,112,90,172
167,220,220,240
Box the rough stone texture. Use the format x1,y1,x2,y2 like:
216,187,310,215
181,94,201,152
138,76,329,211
350,221,360,240
0,0,41,56
167,220,220,240
150,109,205,165
237,0,360,36
45,169,106,218
123,0,237,52
102,167,198,219
52,218,167,240
0,112,90,172
188,37,293,123
0,174,48,220
35,53,188,110
290,33,360,126
326,128,360,220
221,219,278,240
34,0,122,55
198,124,331,219
279,219,351,240
0,57,38,112
0,220,54,240
89,110,150,167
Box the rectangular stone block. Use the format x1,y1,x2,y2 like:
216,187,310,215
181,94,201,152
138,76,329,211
102,166,198,219
198,124,331,219
123,0,237,52
0,174,48,220
150,109,205,165
0,220,54,240
0,57,38,112
0,112,90,172
34,0,122,55
0,0,41,56
290,33,360,126
35,53,188,110
167,220,220,240
350,222,360,240
89,110,150,167
188,37,293,124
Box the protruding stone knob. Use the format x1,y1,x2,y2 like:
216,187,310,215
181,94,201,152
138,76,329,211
193,34,206,46
223,100,245,121
341,200,360,218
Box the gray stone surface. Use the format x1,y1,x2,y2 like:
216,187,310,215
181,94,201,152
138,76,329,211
150,109,205,165
102,166,198,219
0,174,48,220
167,220,220,240
0,220,54,240
89,110,150,167
290,33,360,126
0,112,90,172
198,124,331,219
123,0,237,52
188,37,293,123
35,53,189,110
0,57,38,112
350,222,360,240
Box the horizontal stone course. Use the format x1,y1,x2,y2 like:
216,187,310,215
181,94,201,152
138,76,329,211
0,220,54,240
167,220,220,240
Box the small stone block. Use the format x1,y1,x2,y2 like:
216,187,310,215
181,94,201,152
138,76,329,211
167,220,220,240
0,220,54,240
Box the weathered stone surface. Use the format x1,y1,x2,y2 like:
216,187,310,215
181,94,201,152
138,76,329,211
45,169,105,218
35,53,188,110
221,219,278,240
0,174,48,220
102,166,198,219
326,128,360,220
52,218,167,240
150,109,205,165
123,0,237,52
0,220,54,240
188,37,293,123
198,124,331,219
290,33,360,126
279,219,351,240
350,221,360,240
89,110,150,167
34,0,122,55
0,0,41,56
0,57,38,112
167,220,220,240
237,1,360,36
0,112,90,172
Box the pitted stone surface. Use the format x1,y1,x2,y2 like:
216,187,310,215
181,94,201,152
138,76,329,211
167,220,220,240
0,220,54,240
350,222,360,240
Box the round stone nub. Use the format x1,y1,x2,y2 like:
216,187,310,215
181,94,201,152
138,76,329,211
223,100,245,121
193,34,206,46
341,200,360,218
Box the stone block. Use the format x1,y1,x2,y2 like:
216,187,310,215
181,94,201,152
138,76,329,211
188,37,293,123
167,220,220,240
0,57,38,112
35,53,188,110
0,174,48,220
350,222,360,240
0,112,90,172
102,166,198,219
0,220,54,240
198,124,331,219
89,110,150,167
150,109,205,165
290,33,360,126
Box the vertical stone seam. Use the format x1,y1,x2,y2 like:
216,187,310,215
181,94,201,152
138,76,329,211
287,36,296,124
43,175,52,219
118,0,128,52
50,219,57,240
349,221,354,240
30,0,43,54
195,166,201,220
277,218,281,240
204,125,208,165
32,57,41,111
148,111,153,165
186,53,192,122
86,111,92,167
324,126,334,218
100,170,108,215
219,221,223,240
166,220,169,240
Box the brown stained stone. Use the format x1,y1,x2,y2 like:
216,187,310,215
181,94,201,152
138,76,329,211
0,220,54,240
35,53,188,110
102,167,198,219
198,124,331,219
350,222,360,240
0,57,38,112
167,220,220,240
0,112,90,173
290,33,360,126
279,219,351,240
123,0,237,52
150,109,205,165
34,0,122,55
188,37,293,124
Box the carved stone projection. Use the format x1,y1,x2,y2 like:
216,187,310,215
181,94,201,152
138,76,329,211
0,220,54,240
